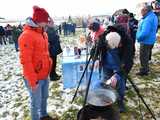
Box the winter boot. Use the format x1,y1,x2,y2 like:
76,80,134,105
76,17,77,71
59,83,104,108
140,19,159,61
117,99,126,113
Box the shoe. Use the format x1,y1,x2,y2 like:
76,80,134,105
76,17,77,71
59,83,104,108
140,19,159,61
136,72,148,76
54,73,61,78
50,76,60,81
40,115,58,120
50,75,61,81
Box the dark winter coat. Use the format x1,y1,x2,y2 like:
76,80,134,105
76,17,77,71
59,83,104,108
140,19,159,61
47,27,62,57
128,18,138,41
0,26,5,36
115,14,129,33
12,27,22,42
105,24,134,74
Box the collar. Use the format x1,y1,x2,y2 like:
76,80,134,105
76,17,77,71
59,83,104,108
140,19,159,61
142,11,152,19
23,25,44,33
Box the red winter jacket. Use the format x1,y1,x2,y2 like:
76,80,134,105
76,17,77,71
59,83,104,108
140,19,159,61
18,25,52,88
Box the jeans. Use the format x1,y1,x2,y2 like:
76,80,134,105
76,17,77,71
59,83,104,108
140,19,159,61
24,79,49,120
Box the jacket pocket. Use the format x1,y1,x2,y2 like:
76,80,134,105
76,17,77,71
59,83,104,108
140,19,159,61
35,61,42,73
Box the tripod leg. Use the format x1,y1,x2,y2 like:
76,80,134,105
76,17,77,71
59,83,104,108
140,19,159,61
83,58,96,107
83,45,99,107
71,55,92,103
127,75,157,120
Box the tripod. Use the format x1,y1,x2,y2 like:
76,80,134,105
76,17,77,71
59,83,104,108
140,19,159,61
71,43,99,107
71,42,157,120
123,72,157,120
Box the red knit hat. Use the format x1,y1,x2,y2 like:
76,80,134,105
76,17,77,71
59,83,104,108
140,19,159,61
32,6,49,23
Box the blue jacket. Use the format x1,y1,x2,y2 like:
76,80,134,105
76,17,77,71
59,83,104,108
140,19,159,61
136,11,158,45
101,48,125,96
103,48,121,73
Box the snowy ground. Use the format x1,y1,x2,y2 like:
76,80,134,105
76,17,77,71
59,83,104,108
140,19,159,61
0,45,80,120
0,35,160,120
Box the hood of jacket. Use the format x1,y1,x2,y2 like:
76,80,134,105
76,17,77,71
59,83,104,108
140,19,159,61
23,17,45,33
25,17,39,28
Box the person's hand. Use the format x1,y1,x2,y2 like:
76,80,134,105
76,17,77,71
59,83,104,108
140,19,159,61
29,80,39,91
31,84,39,91
110,75,117,88
106,75,117,88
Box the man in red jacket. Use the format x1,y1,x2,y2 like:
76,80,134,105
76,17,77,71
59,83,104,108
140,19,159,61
18,6,55,120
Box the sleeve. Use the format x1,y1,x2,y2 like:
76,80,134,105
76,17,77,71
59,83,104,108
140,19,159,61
121,34,134,74
18,34,37,88
136,19,151,42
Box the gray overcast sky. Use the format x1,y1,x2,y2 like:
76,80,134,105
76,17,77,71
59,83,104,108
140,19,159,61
0,0,153,20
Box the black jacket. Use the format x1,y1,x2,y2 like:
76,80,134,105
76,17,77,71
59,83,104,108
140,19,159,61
100,24,134,74
47,27,62,56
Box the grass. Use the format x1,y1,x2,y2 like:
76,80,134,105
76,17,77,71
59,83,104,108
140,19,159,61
60,107,79,120
17,28,160,120
58,28,160,120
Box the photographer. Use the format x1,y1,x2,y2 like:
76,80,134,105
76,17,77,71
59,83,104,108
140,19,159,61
88,21,134,113
100,31,126,113
88,20,105,42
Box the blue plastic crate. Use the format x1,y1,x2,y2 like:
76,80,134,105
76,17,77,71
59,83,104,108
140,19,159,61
62,55,101,89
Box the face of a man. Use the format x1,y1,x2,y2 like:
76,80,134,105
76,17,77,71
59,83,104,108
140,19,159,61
140,7,148,17
152,2,156,9
136,3,148,18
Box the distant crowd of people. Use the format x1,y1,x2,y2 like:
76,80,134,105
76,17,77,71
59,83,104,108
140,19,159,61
0,24,22,51
61,22,76,36
54,16,77,36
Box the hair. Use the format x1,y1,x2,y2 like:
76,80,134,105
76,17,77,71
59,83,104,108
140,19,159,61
88,20,100,32
129,13,134,18
105,32,121,49
139,2,152,12
122,9,129,15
